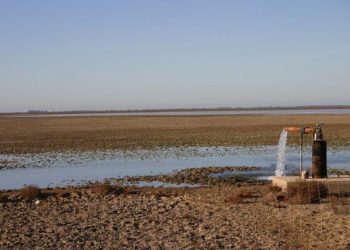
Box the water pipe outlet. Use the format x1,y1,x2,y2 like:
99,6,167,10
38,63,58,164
283,124,327,178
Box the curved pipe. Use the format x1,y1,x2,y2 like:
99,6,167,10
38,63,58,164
284,127,316,134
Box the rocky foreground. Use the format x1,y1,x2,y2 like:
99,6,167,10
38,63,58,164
1,182,350,249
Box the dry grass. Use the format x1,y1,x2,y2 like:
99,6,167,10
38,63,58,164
0,192,9,203
92,183,124,196
262,185,287,206
0,114,349,154
287,181,328,204
328,194,350,215
19,185,42,200
225,188,254,204
269,185,282,192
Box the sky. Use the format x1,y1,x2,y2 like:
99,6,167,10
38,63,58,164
0,1,349,112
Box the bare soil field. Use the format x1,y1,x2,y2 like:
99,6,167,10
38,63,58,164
1,114,350,154
1,183,349,249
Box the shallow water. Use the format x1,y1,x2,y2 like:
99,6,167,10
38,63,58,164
0,146,349,190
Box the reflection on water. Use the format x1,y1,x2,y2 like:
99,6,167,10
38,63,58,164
0,146,349,190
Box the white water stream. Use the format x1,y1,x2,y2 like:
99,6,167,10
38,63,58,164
275,130,288,176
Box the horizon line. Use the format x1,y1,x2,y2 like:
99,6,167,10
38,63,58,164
1,105,350,115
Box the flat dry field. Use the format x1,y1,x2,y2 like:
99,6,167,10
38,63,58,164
1,184,349,249
1,114,350,154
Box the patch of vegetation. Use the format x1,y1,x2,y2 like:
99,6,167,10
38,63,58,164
93,183,124,196
0,192,9,203
225,188,254,204
19,185,42,201
287,181,328,204
328,194,350,216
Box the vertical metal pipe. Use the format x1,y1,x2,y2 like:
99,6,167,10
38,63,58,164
300,135,303,174
299,129,305,175
312,140,327,178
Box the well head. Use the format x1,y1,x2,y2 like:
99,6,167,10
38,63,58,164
282,124,327,178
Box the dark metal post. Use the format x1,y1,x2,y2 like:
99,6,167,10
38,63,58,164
312,140,327,178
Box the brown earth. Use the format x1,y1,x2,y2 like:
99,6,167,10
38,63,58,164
1,114,350,154
1,115,349,249
1,184,349,249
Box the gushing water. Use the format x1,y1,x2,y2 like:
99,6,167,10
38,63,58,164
275,130,288,176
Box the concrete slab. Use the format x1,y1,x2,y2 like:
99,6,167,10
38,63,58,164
272,176,350,194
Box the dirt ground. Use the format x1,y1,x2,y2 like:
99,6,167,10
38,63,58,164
1,114,350,154
1,184,349,249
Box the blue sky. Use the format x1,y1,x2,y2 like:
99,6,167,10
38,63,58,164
0,1,349,112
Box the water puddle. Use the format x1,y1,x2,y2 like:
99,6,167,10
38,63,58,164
0,146,349,190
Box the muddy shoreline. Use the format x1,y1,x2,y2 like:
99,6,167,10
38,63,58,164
119,166,264,186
